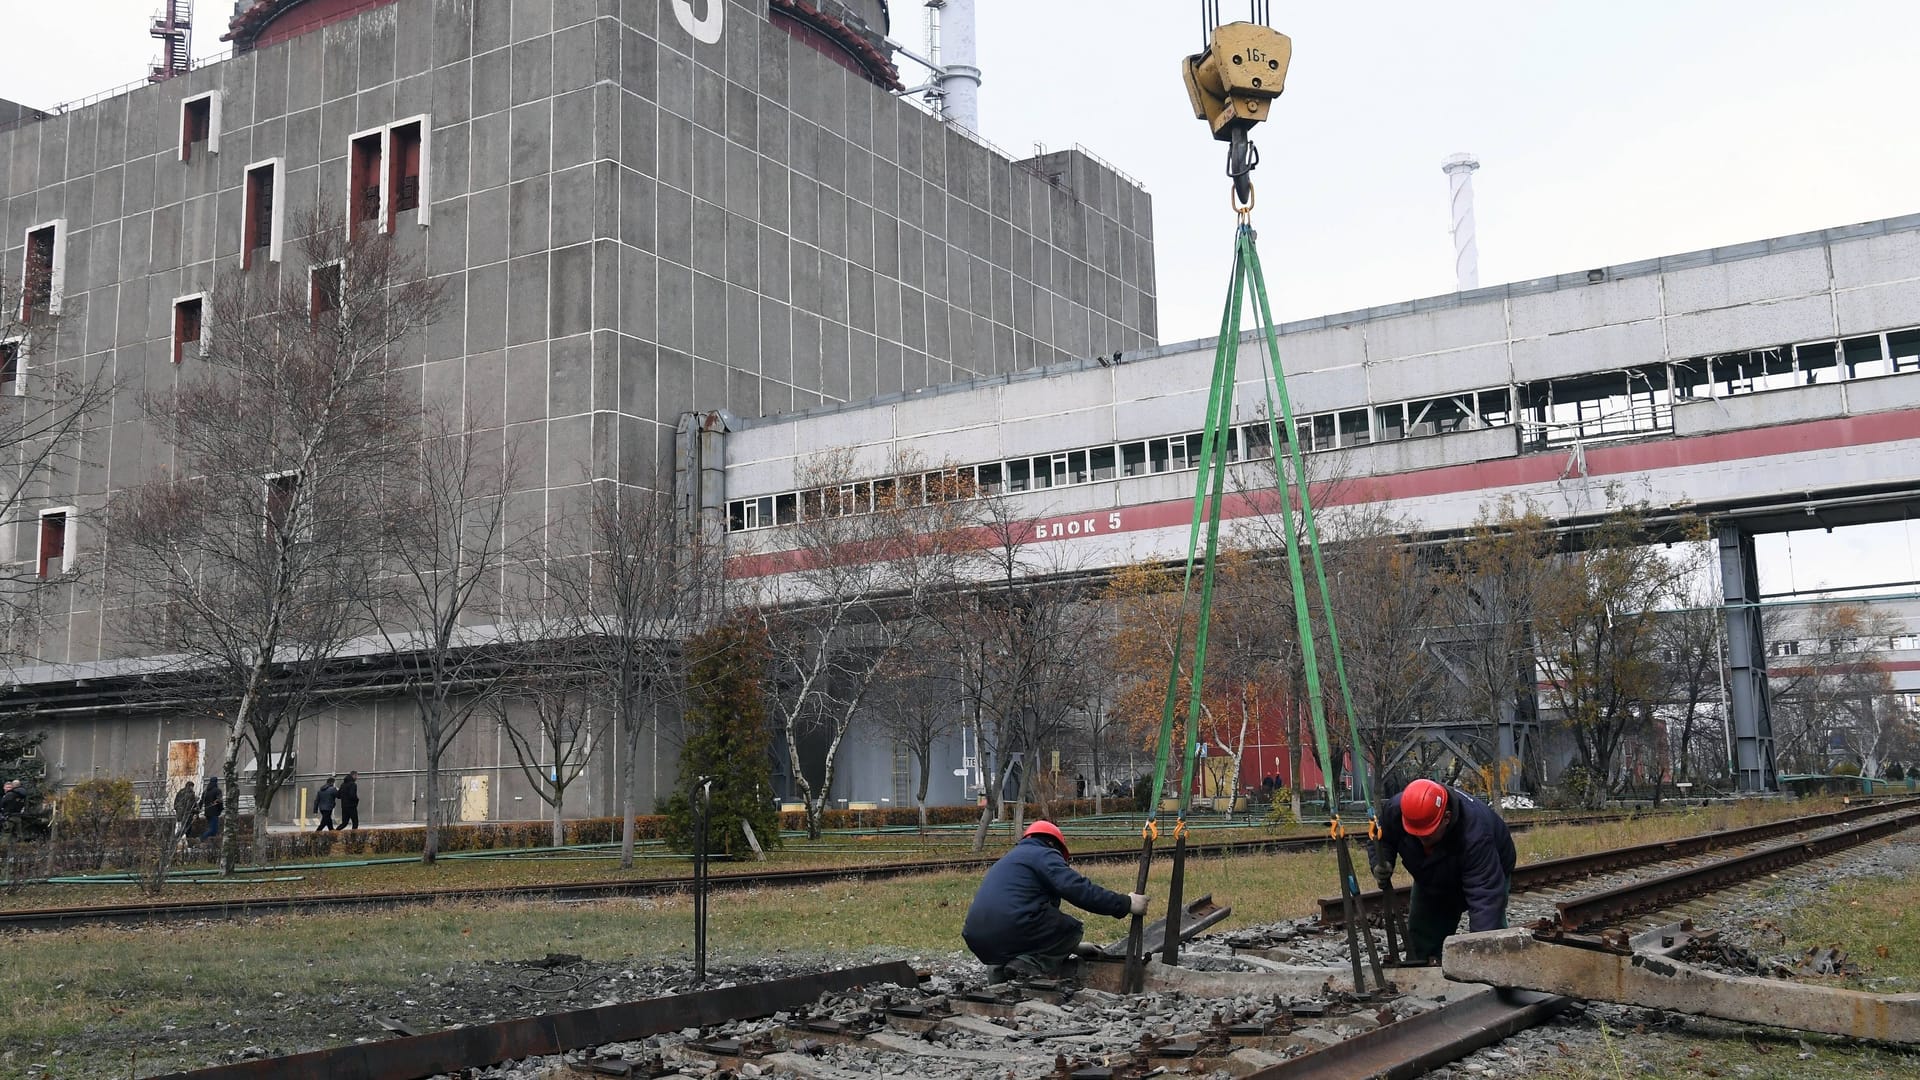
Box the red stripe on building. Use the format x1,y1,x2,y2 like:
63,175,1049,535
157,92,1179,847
727,406,1920,579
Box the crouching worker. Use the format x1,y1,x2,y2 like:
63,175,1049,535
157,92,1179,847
1368,778,1516,964
962,820,1149,981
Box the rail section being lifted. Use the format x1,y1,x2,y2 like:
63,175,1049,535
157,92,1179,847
145,960,920,1080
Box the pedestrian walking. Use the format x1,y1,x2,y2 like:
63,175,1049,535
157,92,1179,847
199,776,224,841
172,780,198,840
337,771,360,830
313,777,338,832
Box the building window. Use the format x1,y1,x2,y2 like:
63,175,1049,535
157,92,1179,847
242,160,282,269
0,340,17,393
388,119,424,227
22,222,62,322
1891,329,1920,374
180,91,220,161
265,472,301,540
37,510,67,579
172,295,203,363
309,262,341,325
350,131,384,227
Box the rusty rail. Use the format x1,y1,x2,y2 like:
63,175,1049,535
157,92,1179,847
0,809,1661,932
1552,809,1920,930
1320,797,1920,927
144,960,919,1080
1243,988,1570,1079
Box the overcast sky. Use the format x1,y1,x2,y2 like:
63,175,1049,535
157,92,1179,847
11,1,1920,593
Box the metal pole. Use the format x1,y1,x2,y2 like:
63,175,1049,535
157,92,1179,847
694,778,711,984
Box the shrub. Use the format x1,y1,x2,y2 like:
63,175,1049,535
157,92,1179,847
1263,789,1297,828
56,778,136,869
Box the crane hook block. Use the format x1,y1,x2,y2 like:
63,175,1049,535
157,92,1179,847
1182,23,1292,142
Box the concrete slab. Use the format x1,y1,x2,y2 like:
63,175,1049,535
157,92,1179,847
1444,928,1920,1044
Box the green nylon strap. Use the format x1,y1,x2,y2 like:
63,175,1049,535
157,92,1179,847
1243,236,1371,811
1146,222,1372,832
1240,229,1371,815
1144,237,1245,821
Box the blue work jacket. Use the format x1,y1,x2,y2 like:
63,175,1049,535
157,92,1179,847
961,836,1131,964
1374,786,1516,931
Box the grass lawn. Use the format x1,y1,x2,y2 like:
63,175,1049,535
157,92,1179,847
0,798,1888,1078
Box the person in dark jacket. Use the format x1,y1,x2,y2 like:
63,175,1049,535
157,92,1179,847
962,820,1150,980
313,777,339,832
172,781,198,842
199,776,224,840
1368,779,1516,963
0,780,24,838
338,771,360,830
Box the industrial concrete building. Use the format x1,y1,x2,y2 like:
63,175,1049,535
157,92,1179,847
715,213,1920,801
0,0,1157,823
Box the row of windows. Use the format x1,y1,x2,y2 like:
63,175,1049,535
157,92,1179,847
1770,634,1920,658
1521,328,1920,447
724,388,1500,533
725,322,1920,534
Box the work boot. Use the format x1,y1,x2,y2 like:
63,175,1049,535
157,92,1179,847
1005,955,1048,979
984,965,1011,984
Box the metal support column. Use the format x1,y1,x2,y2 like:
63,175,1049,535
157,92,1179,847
1718,525,1778,793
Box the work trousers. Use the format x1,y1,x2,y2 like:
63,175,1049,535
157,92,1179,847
315,810,335,831
991,921,1085,981
340,804,360,829
1404,882,1508,963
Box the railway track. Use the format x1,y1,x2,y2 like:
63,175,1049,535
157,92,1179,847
1266,802,1920,1079
113,802,1920,1080
0,807,1661,932
1317,796,1920,926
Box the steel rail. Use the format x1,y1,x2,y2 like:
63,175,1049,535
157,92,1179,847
1552,809,1920,930
143,959,918,1080
1243,989,1571,1080
1319,797,1920,926
0,809,1657,932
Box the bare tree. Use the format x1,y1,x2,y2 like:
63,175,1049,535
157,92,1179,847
1652,578,1728,787
1434,501,1557,790
541,479,705,868
866,664,961,831
377,418,525,861
1771,602,1911,777
108,206,438,870
493,659,599,847
933,497,1105,850
1532,507,1694,804
1320,508,1451,803
747,450,980,840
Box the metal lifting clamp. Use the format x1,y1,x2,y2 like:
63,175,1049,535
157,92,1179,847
1182,21,1292,209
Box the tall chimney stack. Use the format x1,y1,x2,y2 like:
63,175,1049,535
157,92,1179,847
1442,152,1481,291
930,0,980,130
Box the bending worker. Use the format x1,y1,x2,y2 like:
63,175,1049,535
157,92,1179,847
1368,778,1516,963
962,820,1150,980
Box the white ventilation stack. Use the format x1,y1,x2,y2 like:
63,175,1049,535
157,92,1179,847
1442,152,1481,291
930,0,980,130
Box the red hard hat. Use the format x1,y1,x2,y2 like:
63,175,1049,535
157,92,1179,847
1024,819,1069,857
1401,779,1449,838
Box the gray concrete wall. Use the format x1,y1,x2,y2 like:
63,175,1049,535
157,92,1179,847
0,0,1156,812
